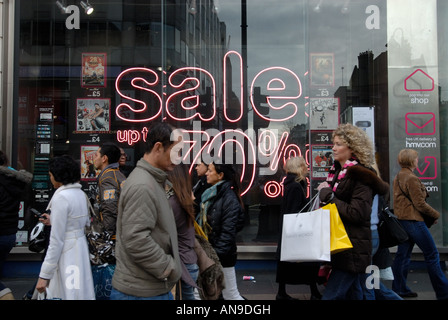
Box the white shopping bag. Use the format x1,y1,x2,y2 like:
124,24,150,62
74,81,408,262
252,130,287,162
280,208,331,262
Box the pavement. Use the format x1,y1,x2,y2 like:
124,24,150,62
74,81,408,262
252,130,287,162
1,260,445,301
235,263,440,300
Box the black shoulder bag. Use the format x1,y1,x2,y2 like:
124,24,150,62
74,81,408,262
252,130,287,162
378,205,408,248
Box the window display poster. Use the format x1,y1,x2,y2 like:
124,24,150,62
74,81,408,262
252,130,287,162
310,97,339,130
352,106,375,147
76,98,110,132
81,53,106,87
310,53,334,86
311,145,333,179
81,145,100,180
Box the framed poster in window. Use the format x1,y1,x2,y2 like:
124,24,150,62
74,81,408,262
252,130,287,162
81,53,106,88
311,145,334,179
310,97,339,130
76,98,110,133
81,145,100,181
310,53,334,86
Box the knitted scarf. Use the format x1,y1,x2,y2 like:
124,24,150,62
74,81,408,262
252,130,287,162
326,157,359,191
197,181,224,237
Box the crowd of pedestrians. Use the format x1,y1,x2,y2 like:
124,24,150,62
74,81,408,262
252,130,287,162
1,122,447,300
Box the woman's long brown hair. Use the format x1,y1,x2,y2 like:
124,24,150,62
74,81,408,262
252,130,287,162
167,164,195,225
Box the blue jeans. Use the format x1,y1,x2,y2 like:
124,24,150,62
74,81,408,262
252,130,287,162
375,282,403,300
363,229,402,300
0,234,16,291
392,220,448,300
322,269,363,300
181,263,199,300
110,288,173,300
362,229,379,300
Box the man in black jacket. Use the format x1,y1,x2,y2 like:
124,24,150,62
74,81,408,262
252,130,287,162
0,151,32,300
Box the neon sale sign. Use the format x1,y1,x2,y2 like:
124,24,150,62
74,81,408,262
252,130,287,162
115,51,307,197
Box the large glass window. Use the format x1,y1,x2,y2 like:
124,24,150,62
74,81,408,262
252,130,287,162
15,0,447,249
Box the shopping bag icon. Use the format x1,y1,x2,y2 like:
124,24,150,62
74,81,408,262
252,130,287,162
405,112,436,135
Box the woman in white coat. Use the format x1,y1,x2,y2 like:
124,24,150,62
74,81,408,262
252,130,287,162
36,155,95,300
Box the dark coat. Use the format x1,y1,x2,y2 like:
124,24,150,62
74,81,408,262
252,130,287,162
0,166,33,236
393,167,439,222
193,176,210,214
280,173,307,215
328,164,389,273
276,174,319,285
206,181,245,268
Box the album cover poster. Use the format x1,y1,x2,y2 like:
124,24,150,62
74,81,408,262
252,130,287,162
311,145,334,179
81,53,106,88
310,53,334,86
76,98,110,133
80,145,100,180
309,97,339,130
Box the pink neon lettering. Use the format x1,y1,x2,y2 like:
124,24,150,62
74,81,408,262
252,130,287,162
180,129,211,174
250,67,302,121
115,68,163,122
223,51,244,122
258,130,275,157
206,130,256,196
166,67,216,121
116,129,141,146
115,52,302,124
264,180,282,198
283,144,302,166
114,51,309,198
270,131,288,171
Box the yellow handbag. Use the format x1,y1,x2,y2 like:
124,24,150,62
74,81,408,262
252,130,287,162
322,203,353,254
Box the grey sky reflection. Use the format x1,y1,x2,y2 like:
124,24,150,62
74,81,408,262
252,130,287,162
214,0,387,128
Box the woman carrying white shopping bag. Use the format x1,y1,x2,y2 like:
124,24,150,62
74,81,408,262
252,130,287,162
276,156,323,300
318,124,389,300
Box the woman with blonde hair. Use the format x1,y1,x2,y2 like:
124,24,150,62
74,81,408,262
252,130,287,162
276,156,322,300
318,123,389,299
392,149,448,299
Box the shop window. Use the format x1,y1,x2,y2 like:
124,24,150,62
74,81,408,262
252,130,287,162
12,0,448,250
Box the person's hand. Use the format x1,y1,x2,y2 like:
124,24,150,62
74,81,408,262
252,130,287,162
39,213,51,226
36,278,49,293
319,187,334,204
317,181,330,191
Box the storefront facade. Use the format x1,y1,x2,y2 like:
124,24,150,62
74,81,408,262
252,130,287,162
1,0,447,255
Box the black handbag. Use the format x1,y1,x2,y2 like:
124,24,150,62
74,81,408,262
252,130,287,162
378,207,409,248
28,208,50,253
28,222,46,253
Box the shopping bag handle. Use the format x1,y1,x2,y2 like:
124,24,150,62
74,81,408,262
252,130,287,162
297,192,320,214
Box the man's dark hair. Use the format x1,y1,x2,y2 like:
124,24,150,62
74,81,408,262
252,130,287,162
49,155,81,185
99,142,121,164
144,122,174,153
